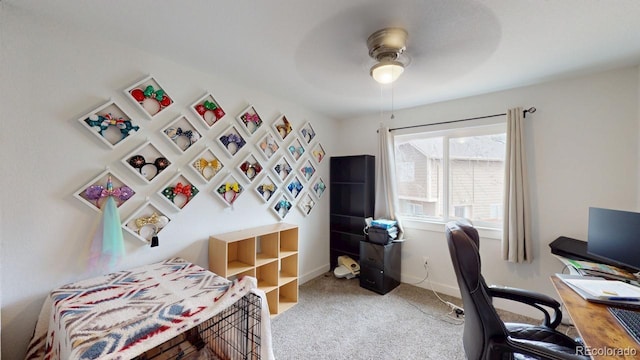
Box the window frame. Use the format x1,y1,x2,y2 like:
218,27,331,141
393,121,506,236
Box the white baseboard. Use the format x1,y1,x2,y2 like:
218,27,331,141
401,274,462,299
300,264,330,284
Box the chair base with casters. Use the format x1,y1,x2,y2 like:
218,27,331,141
445,219,589,360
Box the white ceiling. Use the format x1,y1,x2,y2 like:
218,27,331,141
7,0,640,120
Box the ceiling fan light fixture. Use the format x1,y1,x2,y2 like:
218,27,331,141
367,27,408,84
370,60,405,84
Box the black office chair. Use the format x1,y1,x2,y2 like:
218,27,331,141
445,220,589,360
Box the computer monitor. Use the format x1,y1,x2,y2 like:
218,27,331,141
587,207,640,272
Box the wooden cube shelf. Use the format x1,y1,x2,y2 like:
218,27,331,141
279,279,299,314
209,223,298,316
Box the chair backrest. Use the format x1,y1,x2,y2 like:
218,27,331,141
445,220,508,359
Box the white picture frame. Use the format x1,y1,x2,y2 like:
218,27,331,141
121,141,172,183
73,169,136,212
123,75,174,119
77,99,140,148
122,201,171,245
161,115,202,153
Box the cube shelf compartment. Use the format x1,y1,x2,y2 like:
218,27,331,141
209,223,298,316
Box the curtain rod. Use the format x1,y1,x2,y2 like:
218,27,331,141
385,107,536,132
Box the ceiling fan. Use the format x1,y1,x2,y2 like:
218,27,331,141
367,27,410,84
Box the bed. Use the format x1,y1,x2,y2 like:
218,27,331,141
24,258,274,360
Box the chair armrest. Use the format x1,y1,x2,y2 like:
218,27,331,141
488,285,563,328
502,338,589,360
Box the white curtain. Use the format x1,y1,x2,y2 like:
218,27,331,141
375,126,404,239
502,107,531,262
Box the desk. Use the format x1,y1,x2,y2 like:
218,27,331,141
551,275,640,359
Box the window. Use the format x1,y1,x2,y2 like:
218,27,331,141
394,123,506,228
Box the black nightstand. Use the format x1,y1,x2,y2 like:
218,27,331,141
359,240,401,294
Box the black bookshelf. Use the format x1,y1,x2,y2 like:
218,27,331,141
329,155,375,269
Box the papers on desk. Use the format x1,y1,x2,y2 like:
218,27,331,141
564,258,637,281
556,274,640,309
563,278,640,300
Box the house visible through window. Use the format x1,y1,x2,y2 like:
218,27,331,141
393,123,506,228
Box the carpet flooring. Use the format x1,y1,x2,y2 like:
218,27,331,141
270,273,576,360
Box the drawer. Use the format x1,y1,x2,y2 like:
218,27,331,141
359,266,383,291
360,241,385,268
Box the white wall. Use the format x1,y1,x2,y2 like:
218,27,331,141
0,7,338,359
336,66,640,316
3,4,639,359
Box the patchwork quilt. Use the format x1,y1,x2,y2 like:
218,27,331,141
25,258,259,360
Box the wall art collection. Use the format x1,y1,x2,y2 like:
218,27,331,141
74,74,327,250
